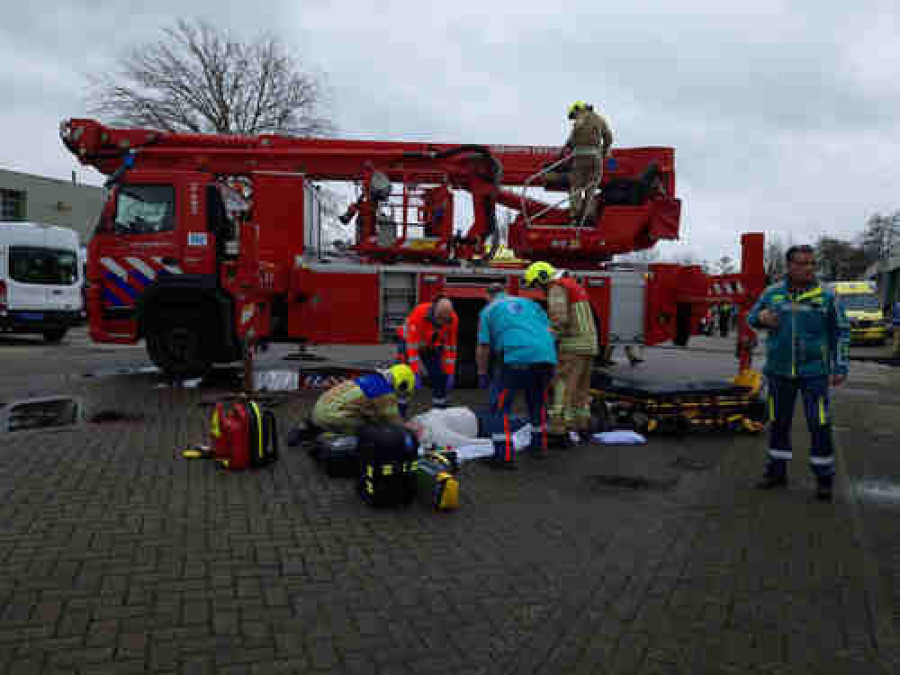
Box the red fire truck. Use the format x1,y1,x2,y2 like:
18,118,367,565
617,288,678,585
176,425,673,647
60,118,765,384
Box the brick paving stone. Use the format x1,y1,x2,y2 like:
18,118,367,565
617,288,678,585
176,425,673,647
6,659,45,675
79,662,148,675
1,353,898,674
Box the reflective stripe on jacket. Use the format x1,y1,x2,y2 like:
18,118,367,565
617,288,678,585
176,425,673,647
548,277,598,356
566,110,613,157
748,280,850,378
397,302,459,375
311,377,403,431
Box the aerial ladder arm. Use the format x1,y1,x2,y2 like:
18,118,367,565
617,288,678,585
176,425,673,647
61,118,681,265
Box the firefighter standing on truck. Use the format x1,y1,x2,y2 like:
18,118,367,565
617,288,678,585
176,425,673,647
396,297,458,411
562,101,613,223
525,261,599,444
748,245,849,502
311,364,417,434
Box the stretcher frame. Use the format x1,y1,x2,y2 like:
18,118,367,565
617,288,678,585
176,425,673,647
590,371,766,435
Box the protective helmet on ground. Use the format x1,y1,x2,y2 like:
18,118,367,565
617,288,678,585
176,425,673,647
524,261,558,288
388,364,416,393
568,101,587,119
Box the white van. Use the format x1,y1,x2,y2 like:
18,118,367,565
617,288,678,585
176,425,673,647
0,222,83,343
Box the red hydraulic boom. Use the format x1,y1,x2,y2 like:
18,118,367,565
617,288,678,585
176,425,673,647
62,118,680,265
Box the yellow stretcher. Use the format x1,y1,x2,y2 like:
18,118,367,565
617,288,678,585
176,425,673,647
590,369,766,435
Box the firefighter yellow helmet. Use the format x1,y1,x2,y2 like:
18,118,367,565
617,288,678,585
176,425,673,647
568,101,587,119
388,364,416,393
524,261,558,288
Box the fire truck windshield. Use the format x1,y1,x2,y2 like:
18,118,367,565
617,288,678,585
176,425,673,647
114,185,175,235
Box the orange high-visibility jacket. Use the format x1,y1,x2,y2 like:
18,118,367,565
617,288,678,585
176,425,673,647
397,302,459,375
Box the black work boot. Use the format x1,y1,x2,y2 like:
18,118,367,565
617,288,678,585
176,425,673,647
815,480,834,502
755,473,788,489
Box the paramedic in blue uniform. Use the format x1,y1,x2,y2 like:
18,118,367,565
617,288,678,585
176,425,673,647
479,282,507,406
476,293,557,469
748,245,849,502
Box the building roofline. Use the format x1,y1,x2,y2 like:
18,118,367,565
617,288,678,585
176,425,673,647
0,167,103,192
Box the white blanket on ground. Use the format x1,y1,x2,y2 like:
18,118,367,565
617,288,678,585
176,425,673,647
410,407,532,461
592,430,647,445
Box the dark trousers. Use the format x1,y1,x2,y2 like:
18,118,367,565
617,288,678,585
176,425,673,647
765,375,835,483
488,357,503,409
489,364,554,463
420,348,448,408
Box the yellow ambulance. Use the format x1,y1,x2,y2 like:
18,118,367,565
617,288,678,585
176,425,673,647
830,281,886,345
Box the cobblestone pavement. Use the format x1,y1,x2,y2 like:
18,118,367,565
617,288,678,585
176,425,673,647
0,335,898,674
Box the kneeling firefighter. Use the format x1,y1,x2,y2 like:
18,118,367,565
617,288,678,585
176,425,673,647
524,261,599,443
311,364,417,435
396,297,459,411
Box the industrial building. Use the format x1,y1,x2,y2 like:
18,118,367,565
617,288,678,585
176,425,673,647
0,168,103,243
880,248,900,313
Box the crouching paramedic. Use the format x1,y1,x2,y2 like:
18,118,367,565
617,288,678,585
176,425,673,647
311,364,417,434
476,294,557,468
748,245,849,502
524,261,598,443
396,297,458,410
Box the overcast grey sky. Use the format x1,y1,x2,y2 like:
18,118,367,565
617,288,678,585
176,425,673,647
4,1,900,262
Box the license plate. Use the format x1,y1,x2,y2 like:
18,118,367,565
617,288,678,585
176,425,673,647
20,313,44,320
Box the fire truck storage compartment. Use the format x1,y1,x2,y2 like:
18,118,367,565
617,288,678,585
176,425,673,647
380,270,418,343
604,271,646,345
288,266,380,343
251,172,308,275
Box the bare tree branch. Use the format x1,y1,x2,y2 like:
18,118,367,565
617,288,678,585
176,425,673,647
86,18,334,137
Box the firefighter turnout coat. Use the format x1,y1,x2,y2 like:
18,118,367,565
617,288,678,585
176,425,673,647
548,277,599,355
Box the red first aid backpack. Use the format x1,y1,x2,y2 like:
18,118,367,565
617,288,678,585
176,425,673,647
210,400,279,471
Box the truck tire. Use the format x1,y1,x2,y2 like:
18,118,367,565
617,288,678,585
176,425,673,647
43,328,67,344
146,317,212,378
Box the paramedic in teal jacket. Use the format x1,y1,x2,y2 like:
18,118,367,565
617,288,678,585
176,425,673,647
476,294,557,469
747,245,849,502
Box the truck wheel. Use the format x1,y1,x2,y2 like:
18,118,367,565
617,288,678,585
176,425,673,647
43,328,67,344
146,319,212,378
